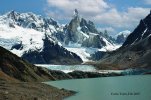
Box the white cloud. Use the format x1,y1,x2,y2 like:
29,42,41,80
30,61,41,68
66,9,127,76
47,0,109,16
47,0,109,17
93,7,150,29
46,0,150,34
144,0,151,5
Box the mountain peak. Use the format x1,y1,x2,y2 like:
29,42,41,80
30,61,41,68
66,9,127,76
6,10,19,20
74,9,79,17
9,10,15,14
7,10,18,15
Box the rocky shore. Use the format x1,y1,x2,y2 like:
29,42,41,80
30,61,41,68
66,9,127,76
0,79,75,100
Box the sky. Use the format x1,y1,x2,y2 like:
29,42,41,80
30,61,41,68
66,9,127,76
0,0,151,36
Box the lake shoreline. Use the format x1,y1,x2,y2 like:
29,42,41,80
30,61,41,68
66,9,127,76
0,80,76,100
45,75,151,100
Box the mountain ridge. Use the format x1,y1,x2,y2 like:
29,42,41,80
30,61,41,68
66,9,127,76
123,11,151,47
95,10,151,70
0,10,119,63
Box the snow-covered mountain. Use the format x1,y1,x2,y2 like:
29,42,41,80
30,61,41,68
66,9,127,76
0,10,119,63
0,11,82,64
0,10,60,33
116,30,131,44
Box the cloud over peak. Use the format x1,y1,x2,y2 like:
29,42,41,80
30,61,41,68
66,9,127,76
47,0,109,15
45,0,150,35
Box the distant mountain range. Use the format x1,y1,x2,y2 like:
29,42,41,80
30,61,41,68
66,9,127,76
116,30,131,44
96,10,151,70
0,10,122,64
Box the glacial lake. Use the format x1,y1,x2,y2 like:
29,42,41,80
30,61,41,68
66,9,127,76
36,64,97,73
45,75,151,100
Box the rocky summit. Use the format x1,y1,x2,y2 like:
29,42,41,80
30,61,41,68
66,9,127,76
63,9,113,48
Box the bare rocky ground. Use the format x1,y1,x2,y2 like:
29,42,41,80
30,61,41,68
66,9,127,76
0,79,75,100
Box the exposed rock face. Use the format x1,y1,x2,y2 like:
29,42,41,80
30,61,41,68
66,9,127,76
96,11,151,70
64,10,82,44
80,18,98,33
11,42,23,50
22,34,82,64
82,34,106,48
63,9,113,48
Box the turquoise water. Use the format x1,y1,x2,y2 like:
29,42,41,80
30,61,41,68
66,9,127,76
45,75,151,100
